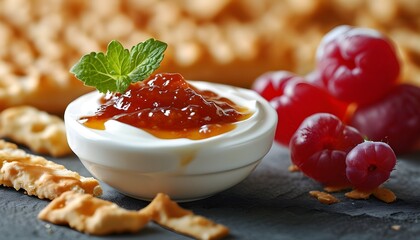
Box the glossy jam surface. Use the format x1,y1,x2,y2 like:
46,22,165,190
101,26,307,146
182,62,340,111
81,73,251,139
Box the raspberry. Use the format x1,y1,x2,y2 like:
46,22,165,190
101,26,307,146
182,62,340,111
270,81,348,146
346,141,396,191
350,84,420,154
252,71,304,102
305,71,324,88
290,113,364,187
316,25,400,105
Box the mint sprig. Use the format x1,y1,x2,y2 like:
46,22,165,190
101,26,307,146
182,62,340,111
70,39,168,93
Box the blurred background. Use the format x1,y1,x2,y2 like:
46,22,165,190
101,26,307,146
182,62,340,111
0,0,419,113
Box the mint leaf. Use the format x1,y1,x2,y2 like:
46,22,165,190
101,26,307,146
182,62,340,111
70,39,167,93
129,39,168,82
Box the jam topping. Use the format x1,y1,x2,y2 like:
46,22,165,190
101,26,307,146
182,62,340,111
81,73,251,140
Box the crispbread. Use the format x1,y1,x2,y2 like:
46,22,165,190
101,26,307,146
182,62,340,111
39,192,229,239
38,191,149,235
0,106,71,157
0,140,102,199
141,193,229,240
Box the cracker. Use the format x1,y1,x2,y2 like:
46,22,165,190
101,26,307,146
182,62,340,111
39,192,229,239
141,193,229,240
0,140,102,199
0,106,71,157
38,191,149,235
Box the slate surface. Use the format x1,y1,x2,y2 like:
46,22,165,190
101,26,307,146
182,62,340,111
1,143,420,240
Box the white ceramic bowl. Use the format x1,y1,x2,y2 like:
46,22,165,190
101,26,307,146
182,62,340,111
65,81,277,201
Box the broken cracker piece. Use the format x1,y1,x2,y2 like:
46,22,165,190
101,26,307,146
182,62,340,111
345,188,397,203
345,189,373,200
0,140,18,150
323,186,351,193
39,192,229,239
38,191,149,235
0,106,71,157
309,190,340,205
373,187,397,203
141,193,229,240
0,140,101,199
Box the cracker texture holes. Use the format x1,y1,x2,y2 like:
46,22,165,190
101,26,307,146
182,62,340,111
0,106,72,157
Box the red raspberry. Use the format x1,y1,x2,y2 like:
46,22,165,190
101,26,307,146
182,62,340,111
316,25,400,105
350,84,420,154
346,141,396,191
252,71,304,102
290,113,364,187
270,81,348,146
305,71,324,88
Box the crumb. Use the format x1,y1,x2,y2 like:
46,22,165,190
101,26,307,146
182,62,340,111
344,187,397,203
44,224,53,234
373,187,397,203
391,225,401,231
345,189,373,200
309,190,340,205
324,186,350,193
288,164,300,172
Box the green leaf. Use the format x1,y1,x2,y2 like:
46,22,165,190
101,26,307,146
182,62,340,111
70,39,168,93
129,38,168,82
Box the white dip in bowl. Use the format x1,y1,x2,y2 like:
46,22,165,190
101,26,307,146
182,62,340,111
65,81,277,201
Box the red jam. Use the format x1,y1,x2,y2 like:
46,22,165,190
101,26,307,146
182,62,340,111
81,73,251,140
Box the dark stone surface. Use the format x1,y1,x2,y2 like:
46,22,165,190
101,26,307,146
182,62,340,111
1,143,420,240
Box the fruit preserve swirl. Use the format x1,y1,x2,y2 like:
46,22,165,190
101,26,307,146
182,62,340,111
81,73,252,140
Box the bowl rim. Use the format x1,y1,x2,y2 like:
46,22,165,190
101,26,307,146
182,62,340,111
64,81,277,150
